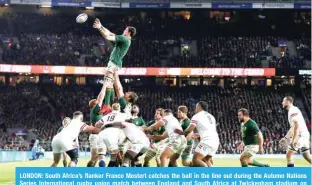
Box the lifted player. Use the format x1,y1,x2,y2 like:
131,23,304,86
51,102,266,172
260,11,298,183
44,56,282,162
144,108,168,167
51,111,101,167
280,96,311,167
93,18,136,106
238,108,269,167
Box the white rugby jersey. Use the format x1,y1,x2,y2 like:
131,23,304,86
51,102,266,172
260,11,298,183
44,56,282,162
162,114,184,139
122,122,148,143
288,105,310,137
97,110,128,127
58,118,87,141
191,111,219,141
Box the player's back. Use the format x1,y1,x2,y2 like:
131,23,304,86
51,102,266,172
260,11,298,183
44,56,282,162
123,122,147,143
192,111,218,141
163,114,183,139
110,35,131,68
288,106,309,137
57,119,86,141
101,111,127,126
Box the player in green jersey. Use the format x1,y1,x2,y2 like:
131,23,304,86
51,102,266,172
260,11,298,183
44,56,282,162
87,84,114,167
238,108,269,167
177,105,193,166
57,117,71,167
130,105,145,127
143,108,168,167
93,18,136,105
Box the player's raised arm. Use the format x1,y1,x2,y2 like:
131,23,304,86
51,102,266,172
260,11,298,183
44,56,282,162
113,70,124,98
96,84,107,108
81,122,101,134
93,18,116,41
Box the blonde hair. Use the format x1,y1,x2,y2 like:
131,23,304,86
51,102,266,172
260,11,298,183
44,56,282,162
112,103,120,111
62,117,71,127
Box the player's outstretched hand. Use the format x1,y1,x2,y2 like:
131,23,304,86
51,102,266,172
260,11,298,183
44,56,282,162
93,18,102,29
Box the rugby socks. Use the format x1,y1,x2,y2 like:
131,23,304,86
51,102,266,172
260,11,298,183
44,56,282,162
99,160,106,167
134,161,142,167
63,160,68,167
87,161,96,167
242,164,248,167
287,163,294,167
108,160,117,167
168,163,174,167
249,160,266,167
143,161,150,167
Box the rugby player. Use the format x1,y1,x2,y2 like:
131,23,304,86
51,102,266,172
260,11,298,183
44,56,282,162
87,84,114,167
280,96,311,166
95,103,127,167
145,109,187,167
238,108,269,167
56,117,71,167
183,101,219,167
143,108,168,167
93,18,136,105
51,111,101,167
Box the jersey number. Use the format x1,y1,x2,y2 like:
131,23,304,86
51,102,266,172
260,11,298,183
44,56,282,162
107,115,115,122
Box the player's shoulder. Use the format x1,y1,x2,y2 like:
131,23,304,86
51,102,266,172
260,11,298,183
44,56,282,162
290,106,301,113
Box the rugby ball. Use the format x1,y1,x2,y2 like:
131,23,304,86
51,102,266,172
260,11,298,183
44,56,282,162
76,13,88,24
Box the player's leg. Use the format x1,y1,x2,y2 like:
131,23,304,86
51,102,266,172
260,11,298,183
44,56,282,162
168,153,180,167
143,147,156,167
161,137,186,167
51,153,61,167
300,137,311,164
51,137,62,167
62,152,68,167
193,140,216,167
181,144,193,166
87,134,99,167
124,143,142,167
241,145,268,167
66,148,79,167
97,138,107,167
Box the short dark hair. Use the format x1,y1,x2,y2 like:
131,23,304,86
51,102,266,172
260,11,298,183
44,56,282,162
197,101,208,111
127,26,136,38
238,108,249,116
128,92,138,104
73,111,83,118
164,109,173,114
285,96,294,103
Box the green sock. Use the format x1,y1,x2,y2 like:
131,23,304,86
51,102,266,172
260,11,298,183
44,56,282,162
103,90,112,105
63,160,67,167
249,159,265,167
242,164,248,167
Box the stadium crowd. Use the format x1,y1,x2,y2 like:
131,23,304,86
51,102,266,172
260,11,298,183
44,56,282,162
0,83,310,154
0,12,310,68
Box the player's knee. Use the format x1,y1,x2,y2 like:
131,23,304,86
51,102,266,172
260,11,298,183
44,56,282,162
71,158,78,165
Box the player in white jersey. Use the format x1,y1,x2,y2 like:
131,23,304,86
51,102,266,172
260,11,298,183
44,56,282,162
184,101,219,167
51,111,101,167
104,119,150,167
279,96,311,167
145,109,187,167
95,103,127,167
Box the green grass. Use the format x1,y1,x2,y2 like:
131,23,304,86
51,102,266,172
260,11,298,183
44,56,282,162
0,158,310,184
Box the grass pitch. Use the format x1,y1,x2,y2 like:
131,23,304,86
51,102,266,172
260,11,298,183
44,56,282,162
0,158,310,184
